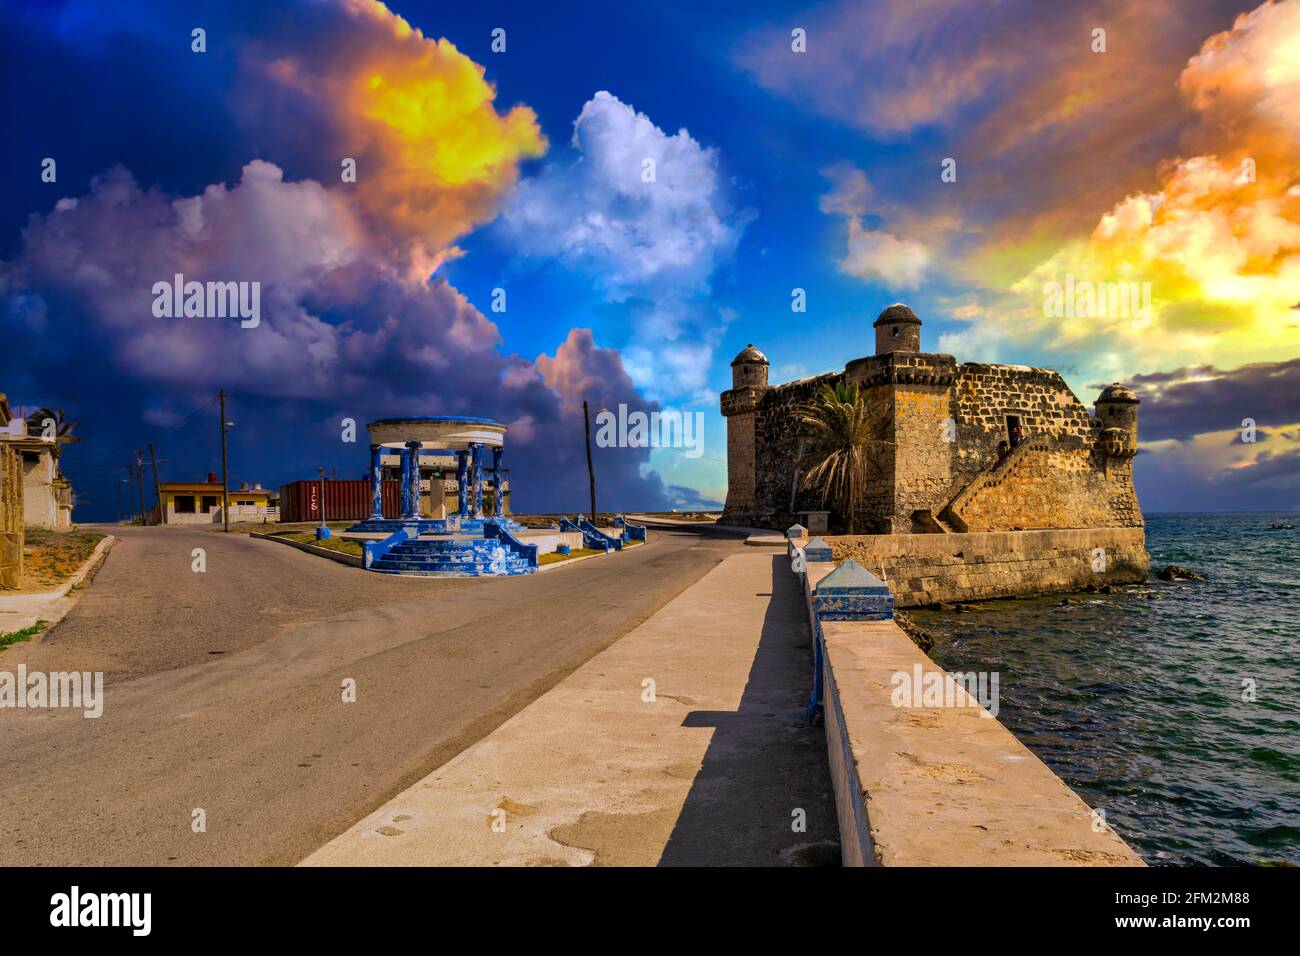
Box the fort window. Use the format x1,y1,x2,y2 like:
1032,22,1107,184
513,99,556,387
174,495,196,514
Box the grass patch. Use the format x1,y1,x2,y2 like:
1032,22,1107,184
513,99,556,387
275,532,364,557
0,619,47,650
21,530,105,590
538,547,606,565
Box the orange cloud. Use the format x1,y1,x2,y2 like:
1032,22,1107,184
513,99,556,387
261,0,546,268
1000,0,1300,371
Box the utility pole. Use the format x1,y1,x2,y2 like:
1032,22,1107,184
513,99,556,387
148,442,163,526
125,465,136,523
219,389,231,533
583,400,597,522
115,475,122,524
136,450,146,525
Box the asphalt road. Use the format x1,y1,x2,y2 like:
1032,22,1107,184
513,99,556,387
0,520,747,865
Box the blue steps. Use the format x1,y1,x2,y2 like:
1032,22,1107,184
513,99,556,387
369,537,534,576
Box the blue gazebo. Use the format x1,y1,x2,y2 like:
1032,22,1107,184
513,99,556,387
347,416,516,533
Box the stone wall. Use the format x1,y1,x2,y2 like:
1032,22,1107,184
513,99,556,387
825,528,1149,607
956,446,1141,531
746,372,839,527
730,355,1142,535
800,557,1145,866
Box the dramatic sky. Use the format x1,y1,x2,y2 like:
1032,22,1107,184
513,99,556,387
2,0,1297,518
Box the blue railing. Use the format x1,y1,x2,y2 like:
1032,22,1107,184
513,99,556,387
576,514,622,551
363,525,415,569
615,514,646,543
485,520,539,569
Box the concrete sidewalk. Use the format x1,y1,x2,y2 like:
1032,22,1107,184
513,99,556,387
302,551,838,866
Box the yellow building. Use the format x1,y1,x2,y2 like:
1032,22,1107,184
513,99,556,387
156,475,274,525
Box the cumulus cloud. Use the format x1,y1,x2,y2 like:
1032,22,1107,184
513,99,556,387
1,47,694,517
818,161,872,218
839,219,930,289
505,90,741,301
504,91,747,402
1003,0,1300,376
818,163,929,289
239,0,546,271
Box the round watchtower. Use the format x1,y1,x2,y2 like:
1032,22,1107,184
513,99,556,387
731,343,769,389
1095,383,1139,459
874,303,922,354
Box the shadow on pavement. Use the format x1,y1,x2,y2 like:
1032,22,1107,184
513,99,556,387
658,554,840,866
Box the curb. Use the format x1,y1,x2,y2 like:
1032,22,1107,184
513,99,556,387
248,531,363,567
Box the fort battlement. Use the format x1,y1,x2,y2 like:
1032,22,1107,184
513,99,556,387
721,303,1143,537
721,304,1148,597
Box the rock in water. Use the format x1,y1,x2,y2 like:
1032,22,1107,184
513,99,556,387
893,611,935,653
1157,564,1204,581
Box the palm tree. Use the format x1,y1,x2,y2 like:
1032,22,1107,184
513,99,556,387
25,406,78,441
792,382,892,534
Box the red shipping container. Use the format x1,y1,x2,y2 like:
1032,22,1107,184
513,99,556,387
278,479,404,522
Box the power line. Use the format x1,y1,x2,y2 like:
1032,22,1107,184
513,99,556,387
63,396,219,477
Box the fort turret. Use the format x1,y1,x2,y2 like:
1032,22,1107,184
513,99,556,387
730,343,769,389
720,344,769,523
1094,383,1139,460
874,303,922,354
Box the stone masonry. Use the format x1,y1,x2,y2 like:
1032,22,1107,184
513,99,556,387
721,304,1142,537
720,304,1148,599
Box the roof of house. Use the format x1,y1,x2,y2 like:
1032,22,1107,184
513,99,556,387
160,482,270,495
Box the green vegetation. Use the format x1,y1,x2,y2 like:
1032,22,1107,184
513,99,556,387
792,381,893,534
275,532,364,557
538,547,605,565
0,619,47,650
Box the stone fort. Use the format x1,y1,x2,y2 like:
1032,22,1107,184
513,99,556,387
720,304,1148,604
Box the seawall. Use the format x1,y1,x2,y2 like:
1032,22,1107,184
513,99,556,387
824,527,1148,607
800,556,1145,866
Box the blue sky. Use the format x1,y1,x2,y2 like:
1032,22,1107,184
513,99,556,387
3,0,1298,519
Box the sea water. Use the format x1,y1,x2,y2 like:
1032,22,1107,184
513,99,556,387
914,512,1300,866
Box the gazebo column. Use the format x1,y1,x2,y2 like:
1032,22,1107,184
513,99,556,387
492,447,504,517
398,444,413,519
403,441,423,519
470,442,485,517
456,450,469,516
369,444,384,520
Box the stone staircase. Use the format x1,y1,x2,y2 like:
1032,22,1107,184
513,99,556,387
369,537,534,576
937,435,1045,533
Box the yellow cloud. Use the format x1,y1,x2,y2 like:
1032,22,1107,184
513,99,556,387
265,0,546,267
969,1,1300,377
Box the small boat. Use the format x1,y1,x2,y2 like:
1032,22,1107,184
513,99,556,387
1267,522,1295,530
